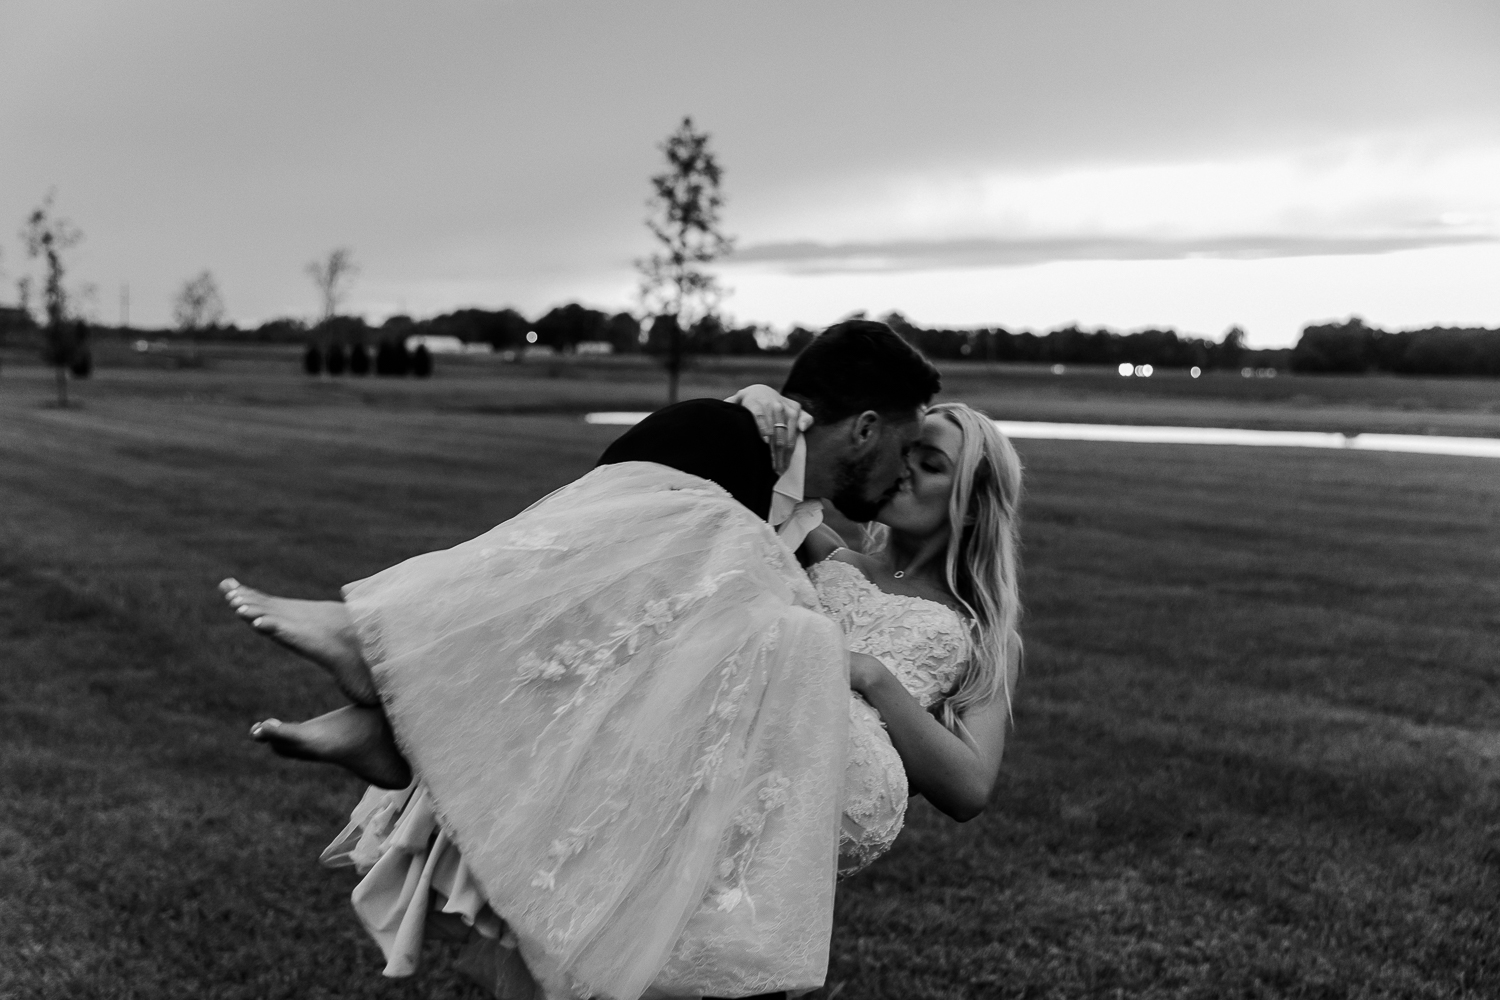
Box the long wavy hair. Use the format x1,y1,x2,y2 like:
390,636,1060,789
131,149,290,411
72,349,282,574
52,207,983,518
867,402,1024,733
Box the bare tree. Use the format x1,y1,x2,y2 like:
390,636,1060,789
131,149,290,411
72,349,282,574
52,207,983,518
173,270,226,331
306,247,358,323
21,193,86,406
636,117,735,403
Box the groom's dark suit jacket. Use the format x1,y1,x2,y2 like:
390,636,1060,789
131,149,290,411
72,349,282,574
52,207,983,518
596,399,779,521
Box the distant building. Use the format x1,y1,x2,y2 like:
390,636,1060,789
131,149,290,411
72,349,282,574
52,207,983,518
575,341,614,355
404,334,467,354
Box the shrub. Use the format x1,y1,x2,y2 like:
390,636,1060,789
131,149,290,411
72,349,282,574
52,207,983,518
375,338,410,376
410,344,432,377
303,344,323,375
325,343,347,375
348,343,370,376
69,346,92,378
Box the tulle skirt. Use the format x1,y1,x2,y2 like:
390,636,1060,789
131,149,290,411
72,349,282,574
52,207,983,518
328,462,851,1000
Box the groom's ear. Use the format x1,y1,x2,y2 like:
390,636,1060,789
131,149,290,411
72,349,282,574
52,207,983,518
848,410,882,450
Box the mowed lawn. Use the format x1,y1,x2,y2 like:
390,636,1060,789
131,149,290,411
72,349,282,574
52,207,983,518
1,362,1498,999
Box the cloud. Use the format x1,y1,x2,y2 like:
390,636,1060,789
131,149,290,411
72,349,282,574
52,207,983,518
727,232,1500,274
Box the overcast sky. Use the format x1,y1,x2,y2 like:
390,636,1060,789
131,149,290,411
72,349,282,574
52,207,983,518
3,0,1497,345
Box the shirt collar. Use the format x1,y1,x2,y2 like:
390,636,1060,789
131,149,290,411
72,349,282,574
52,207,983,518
768,439,824,550
770,436,807,513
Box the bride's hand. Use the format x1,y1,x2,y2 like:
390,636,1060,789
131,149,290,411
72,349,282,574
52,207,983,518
725,384,813,475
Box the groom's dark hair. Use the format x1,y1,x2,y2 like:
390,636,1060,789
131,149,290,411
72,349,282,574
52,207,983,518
782,319,941,423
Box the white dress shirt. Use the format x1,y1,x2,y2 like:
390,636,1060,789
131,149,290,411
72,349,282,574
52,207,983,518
767,437,825,551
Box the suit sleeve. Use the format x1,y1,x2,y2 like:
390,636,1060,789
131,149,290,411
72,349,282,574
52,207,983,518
595,399,778,521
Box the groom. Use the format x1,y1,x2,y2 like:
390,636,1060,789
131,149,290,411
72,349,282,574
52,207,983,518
599,318,941,557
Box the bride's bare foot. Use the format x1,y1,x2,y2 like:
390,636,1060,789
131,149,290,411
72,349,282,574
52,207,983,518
250,706,412,789
219,578,379,706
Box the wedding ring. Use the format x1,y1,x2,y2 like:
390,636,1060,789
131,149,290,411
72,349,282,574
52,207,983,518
773,422,787,428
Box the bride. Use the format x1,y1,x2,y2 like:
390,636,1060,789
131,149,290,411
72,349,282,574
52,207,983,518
224,390,1022,1000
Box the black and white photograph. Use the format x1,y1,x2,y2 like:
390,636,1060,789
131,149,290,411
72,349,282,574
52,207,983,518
2,3,1497,998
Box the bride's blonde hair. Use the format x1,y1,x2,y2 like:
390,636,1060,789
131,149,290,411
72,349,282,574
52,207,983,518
867,402,1023,733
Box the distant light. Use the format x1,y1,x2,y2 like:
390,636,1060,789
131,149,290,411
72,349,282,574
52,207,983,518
1264,368,1278,379
1241,367,1254,378
1135,364,1153,378
1118,363,1133,377
1050,364,1065,375
526,331,538,344
134,339,149,352
1190,366,1201,378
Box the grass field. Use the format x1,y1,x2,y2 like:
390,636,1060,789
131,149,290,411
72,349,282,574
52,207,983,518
2,355,1498,998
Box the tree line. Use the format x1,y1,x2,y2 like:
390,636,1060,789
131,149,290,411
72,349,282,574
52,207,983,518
875,314,1284,369
1289,318,1500,376
195,305,1286,370
235,305,766,357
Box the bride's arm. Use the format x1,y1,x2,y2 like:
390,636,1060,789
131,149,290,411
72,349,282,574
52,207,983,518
849,652,1009,822
800,523,846,564
725,383,813,475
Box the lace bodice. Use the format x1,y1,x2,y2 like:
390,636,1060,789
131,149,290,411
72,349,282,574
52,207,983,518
810,556,970,708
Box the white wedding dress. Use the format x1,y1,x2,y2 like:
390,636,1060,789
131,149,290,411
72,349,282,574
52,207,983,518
317,462,969,1000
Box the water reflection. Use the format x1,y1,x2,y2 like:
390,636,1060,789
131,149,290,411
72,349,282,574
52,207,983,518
584,412,1500,460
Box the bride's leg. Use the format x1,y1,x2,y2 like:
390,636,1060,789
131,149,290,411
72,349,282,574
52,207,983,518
219,578,379,706
251,705,412,789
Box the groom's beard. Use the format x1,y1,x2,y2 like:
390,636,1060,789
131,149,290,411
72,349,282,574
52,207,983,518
827,449,890,523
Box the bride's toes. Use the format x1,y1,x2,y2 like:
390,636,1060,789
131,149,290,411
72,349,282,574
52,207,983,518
221,582,276,625
250,718,319,762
